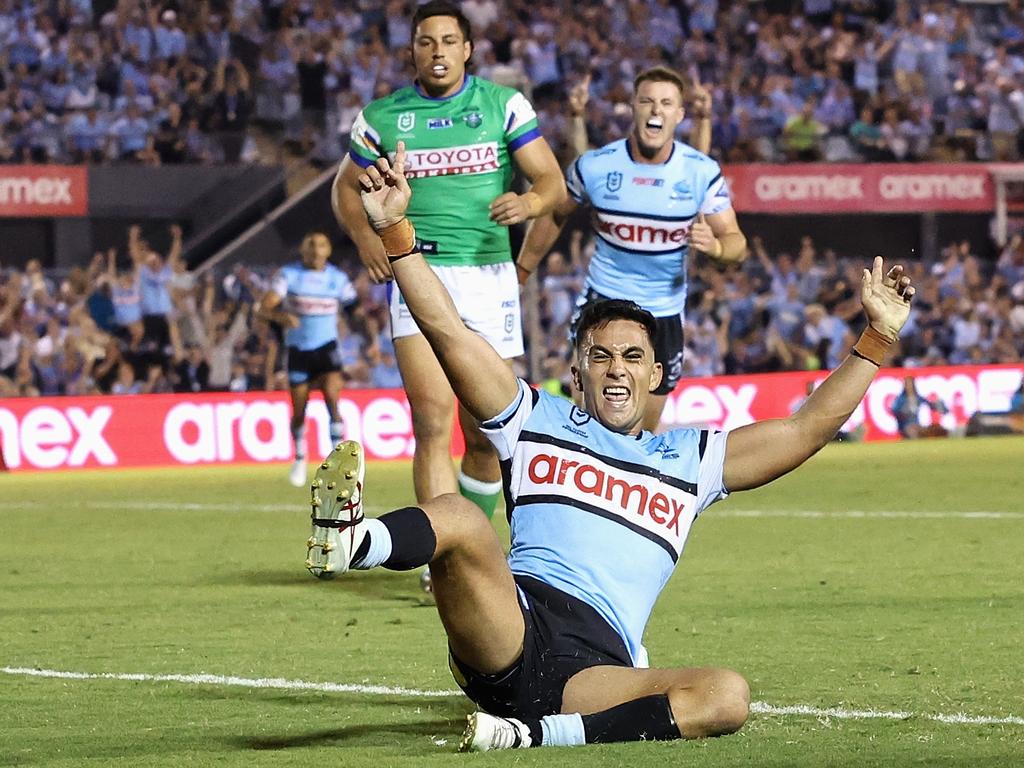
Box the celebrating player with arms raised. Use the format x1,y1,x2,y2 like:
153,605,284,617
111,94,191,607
308,143,915,751
518,66,747,431
332,1,565,536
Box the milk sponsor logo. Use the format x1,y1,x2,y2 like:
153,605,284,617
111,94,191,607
400,142,499,178
593,210,691,252
520,445,693,552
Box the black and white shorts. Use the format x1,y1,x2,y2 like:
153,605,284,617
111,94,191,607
448,574,633,719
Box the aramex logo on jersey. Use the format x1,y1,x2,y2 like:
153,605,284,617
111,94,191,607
593,211,691,253
520,447,694,552
401,142,500,179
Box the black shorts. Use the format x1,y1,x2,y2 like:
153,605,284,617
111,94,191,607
574,288,684,395
287,340,342,386
142,313,171,351
449,574,633,719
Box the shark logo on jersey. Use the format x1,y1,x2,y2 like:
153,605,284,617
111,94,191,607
606,171,623,193
397,112,415,132
670,181,693,201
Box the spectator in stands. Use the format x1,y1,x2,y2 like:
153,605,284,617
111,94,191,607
782,98,825,161
208,59,252,163
890,375,948,439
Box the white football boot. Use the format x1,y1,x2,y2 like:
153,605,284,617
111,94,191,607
305,441,366,579
458,712,533,752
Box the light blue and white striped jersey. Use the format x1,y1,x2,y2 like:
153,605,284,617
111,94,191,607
271,262,356,351
568,138,733,317
482,379,729,666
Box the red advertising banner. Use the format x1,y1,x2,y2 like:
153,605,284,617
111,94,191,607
724,163,997,214
1,364,1021,472
0,165,88,217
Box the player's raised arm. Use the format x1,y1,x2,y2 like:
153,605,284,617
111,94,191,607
358,142,520,422
722,257,915,492
333,154,393,285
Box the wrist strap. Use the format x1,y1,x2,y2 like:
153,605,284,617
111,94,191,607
852,325,895,367
376,218,417,261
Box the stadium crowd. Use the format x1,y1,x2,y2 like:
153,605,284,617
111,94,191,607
2,0,1023,166
2,229,1023,398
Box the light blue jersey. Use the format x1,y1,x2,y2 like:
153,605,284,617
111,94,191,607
482,379,729,666
271,262,356,351
568,139,733,317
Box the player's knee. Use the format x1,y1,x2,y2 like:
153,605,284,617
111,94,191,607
703,669,750,736
408,402,453,443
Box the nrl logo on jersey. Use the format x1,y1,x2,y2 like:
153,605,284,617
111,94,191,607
606,171,623,193
397,112,415,131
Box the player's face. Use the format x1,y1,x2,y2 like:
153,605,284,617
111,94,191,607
573,320,662,435
412,15,471,97
301,234,331,269
631,80,685,159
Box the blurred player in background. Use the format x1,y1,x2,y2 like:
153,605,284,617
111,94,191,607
307,143,916,751
332,2,565,533
518,67,746,431
258,232,356,486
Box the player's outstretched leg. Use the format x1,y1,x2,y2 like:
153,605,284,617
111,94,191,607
459,666,749,751
306,441,366,578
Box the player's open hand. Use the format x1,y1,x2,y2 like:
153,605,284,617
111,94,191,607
489,191,539,226
860,256,914,340
359,141,412,231
689,213,721,259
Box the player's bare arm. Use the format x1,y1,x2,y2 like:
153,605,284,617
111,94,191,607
333,156,393,284
567,74,591,157
689,209,747,265
687,73,712,155
515,195,580,284
256,288,299,329
722,257,914,491
359,142,520,422
489,138,566,227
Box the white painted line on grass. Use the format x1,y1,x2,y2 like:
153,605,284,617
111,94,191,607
0,502,1020,519
4,666,1023,727
715,510,1024,520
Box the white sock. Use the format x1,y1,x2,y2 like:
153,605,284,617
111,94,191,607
540,713,586,746
351,518,391,570
292,424,306,460
329,420,345,443
457,470,503,496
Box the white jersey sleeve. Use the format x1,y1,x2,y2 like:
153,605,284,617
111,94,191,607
698,168,733,217
479,378,538,460
695,428,730,514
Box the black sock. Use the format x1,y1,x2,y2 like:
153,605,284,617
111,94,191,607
381,506,436,570
518,717,542,747
581,694,679,743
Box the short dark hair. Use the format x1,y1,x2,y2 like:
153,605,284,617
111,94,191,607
633,66,686,101
573,299,657,352
411,1,473,46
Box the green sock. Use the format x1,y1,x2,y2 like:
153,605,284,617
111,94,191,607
458,471,503,519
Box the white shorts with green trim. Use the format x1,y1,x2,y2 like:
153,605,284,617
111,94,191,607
388,262,524,359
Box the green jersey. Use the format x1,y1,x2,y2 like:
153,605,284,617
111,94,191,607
349,75,541,266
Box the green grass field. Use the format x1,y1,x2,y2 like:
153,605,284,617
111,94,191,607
2,437,1023,767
